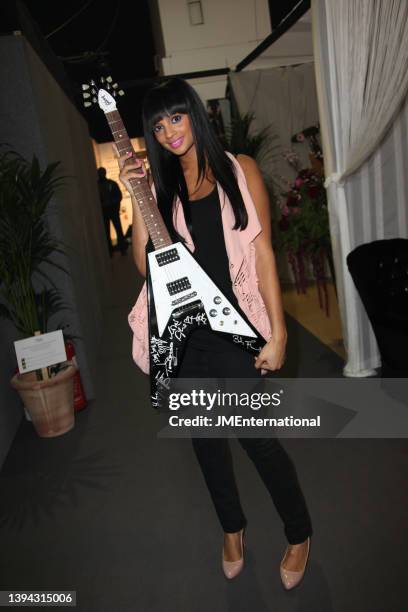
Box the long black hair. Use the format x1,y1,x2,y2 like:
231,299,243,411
142,78,248,242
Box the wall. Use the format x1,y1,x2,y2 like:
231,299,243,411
0,34,110,468
157,0,271,58
150,1,313,101
151,0,271,100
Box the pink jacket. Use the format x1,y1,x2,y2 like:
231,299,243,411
128,152,272,374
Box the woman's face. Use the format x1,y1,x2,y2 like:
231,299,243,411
152,112,195,156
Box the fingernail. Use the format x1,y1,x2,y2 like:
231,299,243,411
127,151,132,156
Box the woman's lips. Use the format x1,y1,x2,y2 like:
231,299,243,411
169,137,184,149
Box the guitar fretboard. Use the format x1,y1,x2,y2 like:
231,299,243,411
105,110,172,250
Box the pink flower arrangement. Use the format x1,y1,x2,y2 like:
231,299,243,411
274,150,334,316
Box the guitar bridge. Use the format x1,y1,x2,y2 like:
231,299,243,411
172,299,203,318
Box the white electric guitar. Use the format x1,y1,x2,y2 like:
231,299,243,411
83,79,264,408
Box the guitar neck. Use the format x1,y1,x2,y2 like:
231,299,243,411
105,110,172,250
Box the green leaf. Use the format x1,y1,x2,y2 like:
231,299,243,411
0,148,69,338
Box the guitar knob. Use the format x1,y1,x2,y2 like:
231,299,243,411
209,309,218,317
222,307,231,315
214,296,222,304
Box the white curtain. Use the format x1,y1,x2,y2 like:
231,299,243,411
312,0,408,376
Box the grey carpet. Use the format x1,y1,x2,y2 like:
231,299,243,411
0,254,407,612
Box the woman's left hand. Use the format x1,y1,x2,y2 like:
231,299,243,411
254,334,287,372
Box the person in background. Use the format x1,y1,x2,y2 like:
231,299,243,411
97,167,128,256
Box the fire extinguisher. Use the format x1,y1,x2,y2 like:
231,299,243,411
65,340,87,411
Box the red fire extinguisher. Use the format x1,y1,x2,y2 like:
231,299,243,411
65,340,87,411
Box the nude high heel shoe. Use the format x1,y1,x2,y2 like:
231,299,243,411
222,528,245,579
280,537,310,590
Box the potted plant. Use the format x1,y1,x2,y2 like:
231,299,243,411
0,147,77,437
226,111,280,178
225,111,282,241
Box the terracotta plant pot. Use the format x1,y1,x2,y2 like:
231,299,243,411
11,363,77,438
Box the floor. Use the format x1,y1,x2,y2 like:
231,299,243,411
282,281,346,359
0,254,407,612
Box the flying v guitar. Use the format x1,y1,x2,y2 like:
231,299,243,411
85,80,265,408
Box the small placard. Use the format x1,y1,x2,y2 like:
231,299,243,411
14,330,67,374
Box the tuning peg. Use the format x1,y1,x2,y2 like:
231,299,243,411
112,82,118,89
91,88,96,95
118,90,125,96
100,76,105,83
106,75,112,83
84,101,92,108
90,79,96,86
83,92,91,99
92,97,97,103
82,83,90,91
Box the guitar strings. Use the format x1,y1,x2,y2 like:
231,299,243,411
107,112,179,287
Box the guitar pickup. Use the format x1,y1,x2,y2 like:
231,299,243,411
166,277,191,295
156,248,180,266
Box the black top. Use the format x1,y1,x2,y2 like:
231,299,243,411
188,186,239,351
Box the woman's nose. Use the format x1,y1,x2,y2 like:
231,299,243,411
163,121,175,139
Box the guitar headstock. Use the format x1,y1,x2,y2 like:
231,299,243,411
81,75,124,112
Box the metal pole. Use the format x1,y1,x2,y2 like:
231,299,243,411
235,0,311,72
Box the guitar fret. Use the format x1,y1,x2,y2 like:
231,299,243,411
104,110,172,250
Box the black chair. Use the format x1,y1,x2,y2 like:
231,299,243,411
346,238,408,377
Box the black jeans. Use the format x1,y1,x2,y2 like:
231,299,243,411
178,338,312,544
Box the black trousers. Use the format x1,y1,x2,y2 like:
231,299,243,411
102,204,127,253
178,339,313,544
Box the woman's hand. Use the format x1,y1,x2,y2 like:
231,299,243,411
254,333,287,372
113,146,146,195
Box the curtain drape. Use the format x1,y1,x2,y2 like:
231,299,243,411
312,0,408,376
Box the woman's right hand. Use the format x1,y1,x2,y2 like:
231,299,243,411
113,146,147,195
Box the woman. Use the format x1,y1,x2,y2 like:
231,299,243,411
116,78,312,587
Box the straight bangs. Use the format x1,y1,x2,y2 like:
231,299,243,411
144,84,190,131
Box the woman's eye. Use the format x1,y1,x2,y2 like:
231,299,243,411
153,125,162,133
171,115,182,124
